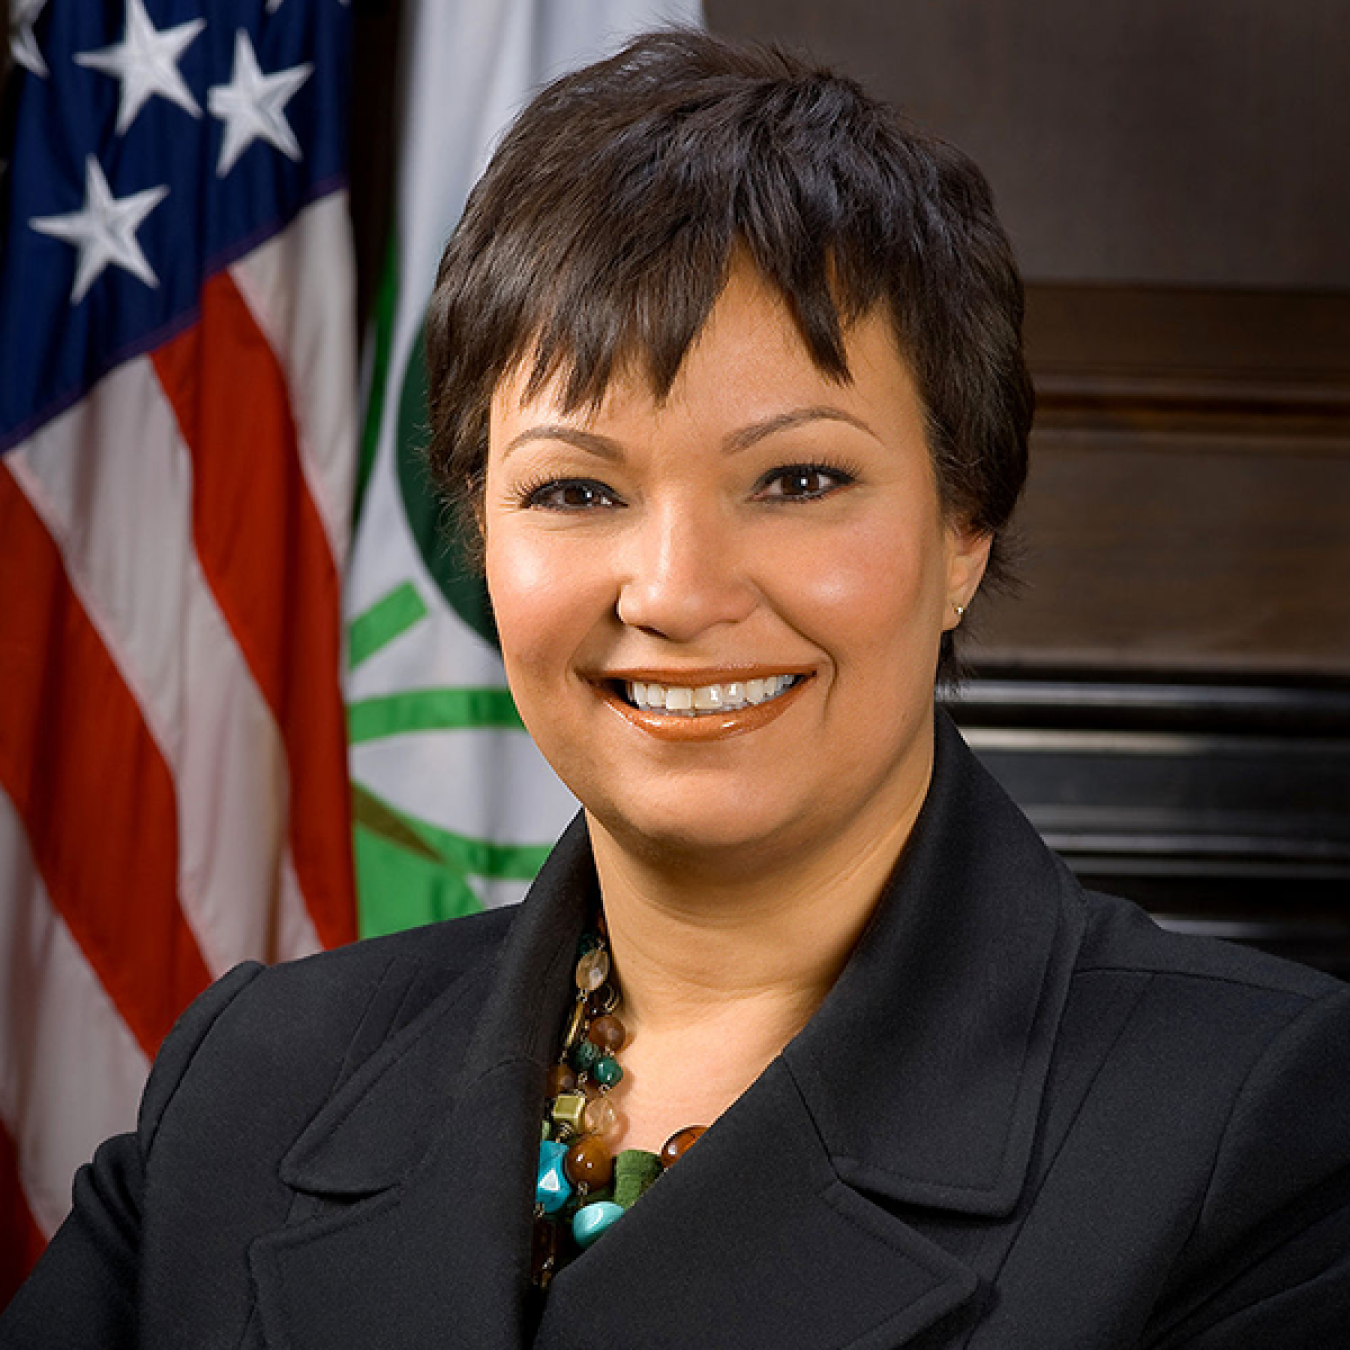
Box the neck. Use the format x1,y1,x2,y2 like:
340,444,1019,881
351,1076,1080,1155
583,782,928,1152
585,764,930,1045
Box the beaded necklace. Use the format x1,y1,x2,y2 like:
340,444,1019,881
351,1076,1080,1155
532,917,706,1288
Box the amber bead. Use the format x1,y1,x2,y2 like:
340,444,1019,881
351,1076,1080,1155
586,1014,626,1054
658,1125,706,1168
576,948,610,993
546,1063,578,1098
563,1135,614,1189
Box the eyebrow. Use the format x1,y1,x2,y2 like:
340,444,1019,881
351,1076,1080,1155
499,405,877,462
500,425,623,462
722,406,877,453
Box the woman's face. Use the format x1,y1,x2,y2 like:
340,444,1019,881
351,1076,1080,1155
484,266,989,876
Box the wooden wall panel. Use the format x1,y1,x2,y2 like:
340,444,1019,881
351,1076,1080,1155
969,285,1350,677
705,0,1350,291
972,424,1350,677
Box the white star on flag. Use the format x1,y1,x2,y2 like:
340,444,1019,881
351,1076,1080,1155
266,0,352,11
29,155,169,304
10,0,50,78
207,29,313,177
74,0,205,136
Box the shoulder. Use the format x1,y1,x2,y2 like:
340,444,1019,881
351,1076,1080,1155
1041,892,1350,1342
140,906,521,1148
1058,886,1349,1103
1047,886,1350,1230
1068,885,1345,1045
230,904,516,1023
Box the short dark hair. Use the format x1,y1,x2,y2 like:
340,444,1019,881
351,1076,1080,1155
424,29,1032,661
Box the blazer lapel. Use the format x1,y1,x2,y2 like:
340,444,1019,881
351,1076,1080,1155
536,1056,979,1350
247,818,598,1350
539,712,1087,1349
786,710,1088,1219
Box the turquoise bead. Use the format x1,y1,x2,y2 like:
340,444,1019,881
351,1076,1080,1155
572,1200,624,1249
594,1055,623,1087
536,1140,572,1216
571,1040,600,1072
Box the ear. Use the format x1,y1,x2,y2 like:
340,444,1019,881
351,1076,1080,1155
942,525,993,632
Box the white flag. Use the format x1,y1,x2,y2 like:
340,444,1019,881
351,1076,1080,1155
346,0,704,936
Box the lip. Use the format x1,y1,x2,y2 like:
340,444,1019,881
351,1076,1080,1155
594,669,814,742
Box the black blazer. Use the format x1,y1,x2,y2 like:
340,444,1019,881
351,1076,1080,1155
5,713,1350,1348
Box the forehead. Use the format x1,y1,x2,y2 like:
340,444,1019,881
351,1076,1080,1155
488,265,922,442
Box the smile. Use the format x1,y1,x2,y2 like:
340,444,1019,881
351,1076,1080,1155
624,675,801,715
597,671,812,742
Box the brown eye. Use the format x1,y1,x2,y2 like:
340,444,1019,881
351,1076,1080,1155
755,464,855,502
524,479,622,511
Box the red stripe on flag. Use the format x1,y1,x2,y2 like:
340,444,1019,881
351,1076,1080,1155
151,274,356,950
0,1121,46,1305
0,463,210,1055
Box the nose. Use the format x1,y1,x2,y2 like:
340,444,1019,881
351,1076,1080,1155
614,498,757,641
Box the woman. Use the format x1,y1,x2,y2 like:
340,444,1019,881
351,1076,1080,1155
5,30,1349,1350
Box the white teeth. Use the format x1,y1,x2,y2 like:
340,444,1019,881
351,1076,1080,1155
664,685,694,712
623,675,799,716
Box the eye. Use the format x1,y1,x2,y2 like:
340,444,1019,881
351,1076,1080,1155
753,463,856,502
521,478,623,512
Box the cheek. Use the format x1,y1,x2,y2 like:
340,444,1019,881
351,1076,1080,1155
485,528,609,678
780,513,939,648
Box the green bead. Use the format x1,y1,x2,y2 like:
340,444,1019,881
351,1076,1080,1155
612,1149,663,1210
577,932,602,955
551,1091,586,1135
571,1040,600,1072
593,1055,623,1088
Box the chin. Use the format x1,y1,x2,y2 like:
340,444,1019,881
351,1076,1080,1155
587,791,816,876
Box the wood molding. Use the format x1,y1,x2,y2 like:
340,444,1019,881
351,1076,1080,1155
969,284,1350,678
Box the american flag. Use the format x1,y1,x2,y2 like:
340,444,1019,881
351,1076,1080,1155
0,0,357,1296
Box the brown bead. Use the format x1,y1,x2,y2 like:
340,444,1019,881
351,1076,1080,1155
586,1013,626,1054
563,1135,614,1189
531,1217,560,1286
658,1125,706,1169
586,985,618,1017
546,1063,578,1098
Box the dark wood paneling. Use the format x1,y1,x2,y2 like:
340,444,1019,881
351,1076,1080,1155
969,286,1350,676
972,433,1350,678
706,0,1350,291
